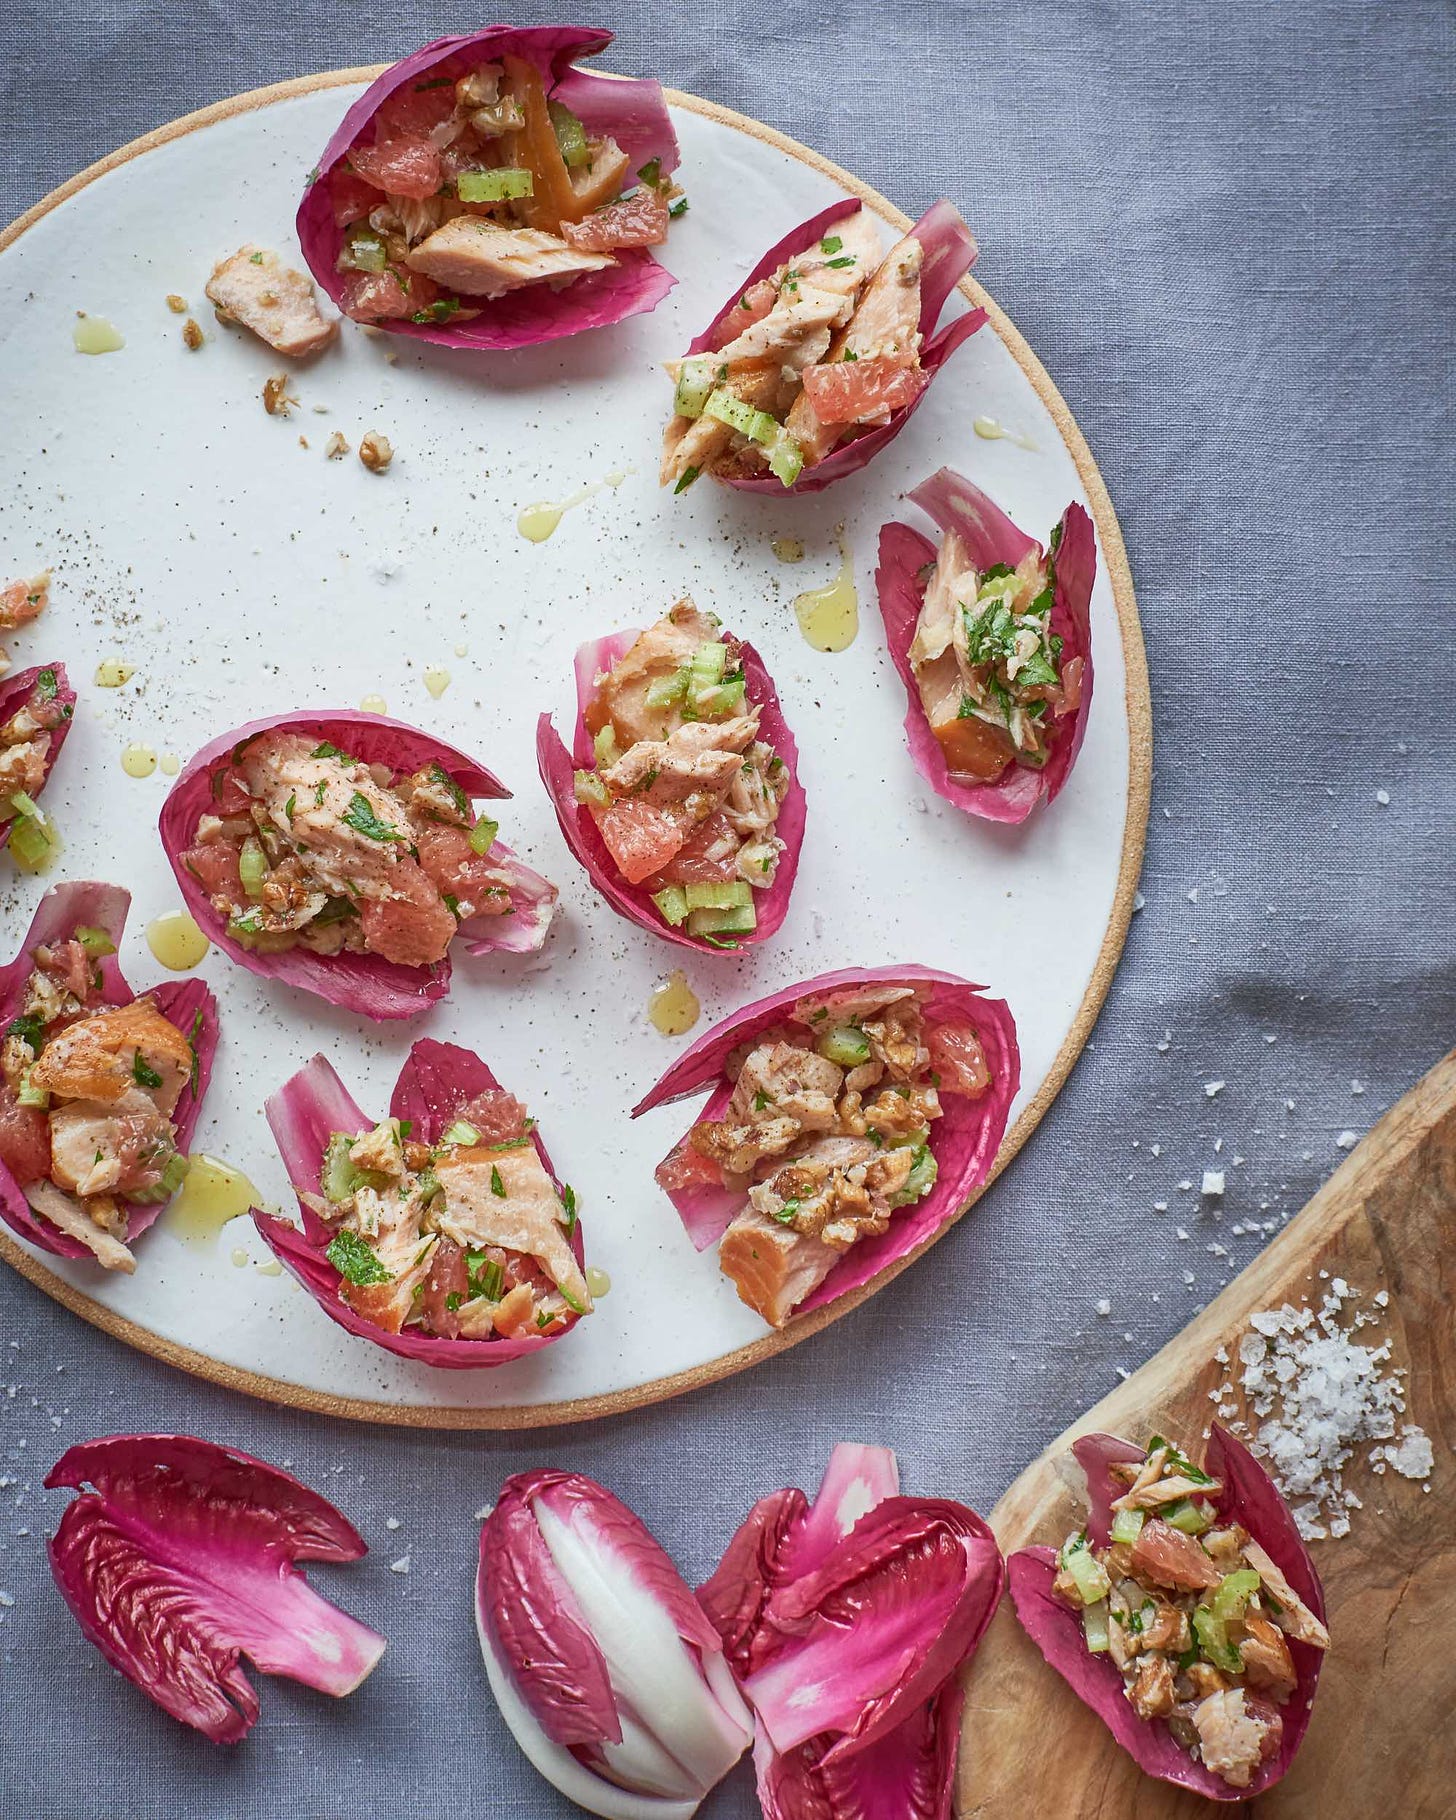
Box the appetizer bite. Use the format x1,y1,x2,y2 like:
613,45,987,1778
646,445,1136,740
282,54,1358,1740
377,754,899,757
298,25,681,349
254,1039,590,1366
877,468,1096,823
1008,1427,1330,1800
205,246,338,357
478,1470,753,1814
47,1434,384,1742
0,662,75,871
662,198,983,495
537,600,806,951
0,569,50,632
635,967,1017,1326
160,710,556,1021
0,882,217,1273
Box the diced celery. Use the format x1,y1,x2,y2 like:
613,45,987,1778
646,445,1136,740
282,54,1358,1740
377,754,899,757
457,168,534,202
689,641,728,687
573,770,610,809
593,725,622,768
673,357,719,419
547,101,591,168
652,886,689,927
440,1119,480,1148
644,667,690,710
8,804,57,872
126,1149,193,1204
1165,1497,1216,1536
686,902,757,938
1110,1507,1146,1546
15,1067,48,1111
1082,1599,1111,1654
694,678,747,720
683,880,751,912
340,229,388,274
817,1024,872,1069
1192,1604,1243,1674
766,431,805,488
7,791,39,822
890,1143,937,1206
1057,1534,1111,1607
469,817,498,857
1211,1568,1261,1624
239,836,268,900
74,925,117,958
321,1133,359,1204
704,388,782,446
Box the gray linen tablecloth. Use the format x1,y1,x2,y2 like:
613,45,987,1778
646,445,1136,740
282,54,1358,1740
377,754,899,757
2,4,1451,1814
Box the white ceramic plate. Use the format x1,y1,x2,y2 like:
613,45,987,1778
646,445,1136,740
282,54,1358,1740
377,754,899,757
0,72,1147,1425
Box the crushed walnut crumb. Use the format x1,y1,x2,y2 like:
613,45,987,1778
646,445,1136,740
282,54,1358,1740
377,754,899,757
181,318,204,351
359,431,393,474
262,374,297,417
325,431,350,461
165,294,188,314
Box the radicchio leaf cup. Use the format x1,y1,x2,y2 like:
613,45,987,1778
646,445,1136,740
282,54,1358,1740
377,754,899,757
876,468,1097,823
536,624,807,954
477,1468,753,1814
158,709,557,1022
252,1038,586,1369
0,660,75,852
297,25,680,351
46,1433,385,1743
633,965,1019,1309
684,198,986,496
0,881,219,1265
698,1443,1000,1818
1006,1425,1329,1802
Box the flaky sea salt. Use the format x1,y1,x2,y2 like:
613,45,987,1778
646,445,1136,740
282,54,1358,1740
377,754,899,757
1215,1281,1422,1539
1202,1170,1226,1196
389,1554,412,1575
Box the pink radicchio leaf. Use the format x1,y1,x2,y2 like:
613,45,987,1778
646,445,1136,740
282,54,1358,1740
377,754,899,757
634,966,1018,1310
876,470,1097,824
0,661,75,851
754,1677,963,1820
297,26,679,352
744,1495,1004,1763
1007,1424,1328,1802
159,708,553,1021
536,622,806,954
686,201,986,496
252,1043,584,1369
479,1471,752,1812
0,882,219,1264
45,1433,384,1743
698,1444,898,1679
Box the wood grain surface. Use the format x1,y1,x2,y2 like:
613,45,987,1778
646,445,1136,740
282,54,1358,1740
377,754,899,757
958,1046,1456,1817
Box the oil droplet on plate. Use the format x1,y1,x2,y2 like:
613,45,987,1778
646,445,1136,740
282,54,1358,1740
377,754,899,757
453,642,469,659
121,743,157,778
159,752,180,777
256,1256,283,1277
95,657,135,688
424,666,451,699
359,693,387,715
167,1155,261,1246
972,414,1038,452
146,910,209,971
517,469,632,543
73,314,124,355
230,1246,250,1268
648,969,701,1036
793,528,858,652
585,1266,612,1298
772,537,805,563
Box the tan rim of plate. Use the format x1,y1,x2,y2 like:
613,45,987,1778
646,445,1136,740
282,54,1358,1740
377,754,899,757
0,67,1152,1428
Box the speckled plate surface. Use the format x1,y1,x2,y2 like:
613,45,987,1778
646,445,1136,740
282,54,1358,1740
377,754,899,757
0,70,1148,1426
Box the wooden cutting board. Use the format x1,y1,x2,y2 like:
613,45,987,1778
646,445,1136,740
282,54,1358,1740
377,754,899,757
958,1047,1455,1817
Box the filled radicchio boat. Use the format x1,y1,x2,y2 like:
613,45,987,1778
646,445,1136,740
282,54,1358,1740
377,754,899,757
160,710,557,1021
0,882,217,1273
0,661,76,871
537,599,806,951
699,1443,1004,1818
1007,1427,1330,1801
47,1434,384,1742
635,967,1018,1326
298,25,681,349
876,468,1096,823
254,1039,590,1367
661,199,984,494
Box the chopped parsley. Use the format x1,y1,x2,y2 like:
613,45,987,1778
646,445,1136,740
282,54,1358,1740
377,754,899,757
487,1136,532,1151
411,299,461,324
560,1183,577,1235
753,1090,773,1111
770,1198,800,1225
283,792,296,824
431,761,470,819
819,235,842,254
490,1165,506,1197
639,157,662,188
35,669,58,701
674,466,700,495
132,1051,163,1090
342,792,401,843
824,256,855,269
445,1292,464,1311
249,251,265,265
314,780,328,808
325,1229,392,1286
7,1013,45,1054
310,741,346,760
187,1007,205,1094
668,196,689,219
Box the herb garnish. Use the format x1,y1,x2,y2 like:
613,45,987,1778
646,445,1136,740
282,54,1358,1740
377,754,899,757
325,1229,392,1286
342,793,401,842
